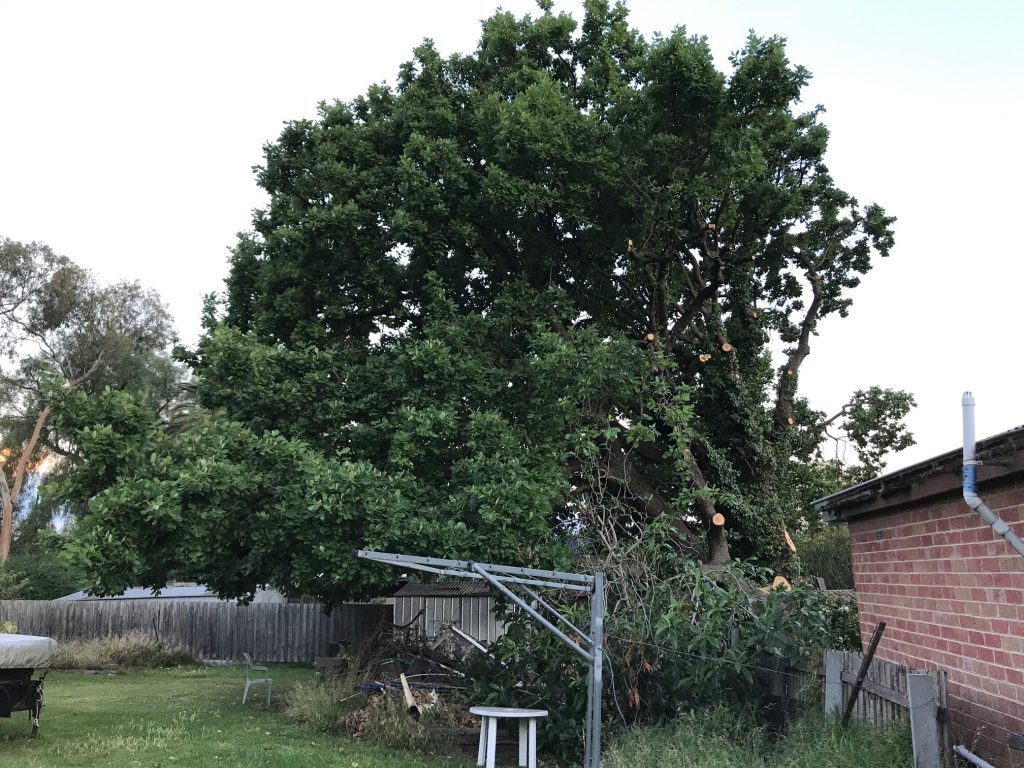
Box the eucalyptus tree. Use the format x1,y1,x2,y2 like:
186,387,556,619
0,237,177,561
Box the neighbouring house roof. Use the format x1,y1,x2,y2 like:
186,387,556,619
57,586,212,601
812,424,1024,523
393,581,494,598
55,584,286,602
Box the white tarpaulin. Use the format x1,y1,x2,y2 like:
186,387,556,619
0,634,57,669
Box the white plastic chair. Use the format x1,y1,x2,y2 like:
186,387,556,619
242,652,272,708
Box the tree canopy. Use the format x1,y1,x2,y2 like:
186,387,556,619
0,237,179,562
52,1,913,604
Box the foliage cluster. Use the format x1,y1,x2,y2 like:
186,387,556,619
0,236,180,564
0,619,15,633
796,525,854,589
820,593,861,652
0,567,29,601
603,705,912,768
50,298,671,601
0,535,84,600
468,559,834,758
49,631,195,670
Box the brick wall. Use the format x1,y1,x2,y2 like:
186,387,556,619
848,478,1024,766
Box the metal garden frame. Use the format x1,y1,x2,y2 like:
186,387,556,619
355,550,605,768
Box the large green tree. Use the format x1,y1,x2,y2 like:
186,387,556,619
53,1,912,603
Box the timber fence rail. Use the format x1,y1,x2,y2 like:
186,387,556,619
0,600,392,663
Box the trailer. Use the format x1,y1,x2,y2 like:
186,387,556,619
0,633,57,736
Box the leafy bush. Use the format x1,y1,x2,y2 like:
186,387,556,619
821,594,861,651
468,560,834,760
0,620,16,633
50,631,195,669
603,706,912,768
0,544,85,600
0,567,30,600
796,526,854,590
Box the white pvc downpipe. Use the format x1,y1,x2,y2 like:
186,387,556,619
962,392,1024,558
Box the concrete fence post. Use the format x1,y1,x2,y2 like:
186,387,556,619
907,672,941,768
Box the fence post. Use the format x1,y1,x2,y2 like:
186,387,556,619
824,650,844,717
908,673,941,768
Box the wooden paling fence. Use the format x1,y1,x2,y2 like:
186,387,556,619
779,657,824,707
824,649,951,767
0,600,392,663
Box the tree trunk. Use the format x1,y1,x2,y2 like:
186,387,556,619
0,405,50,563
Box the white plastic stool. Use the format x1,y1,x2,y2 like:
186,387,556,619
470,706,548,768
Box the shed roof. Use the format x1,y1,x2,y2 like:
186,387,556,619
812,424,1024,523
393,581,493,598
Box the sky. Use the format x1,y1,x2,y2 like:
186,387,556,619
2,0,1022,474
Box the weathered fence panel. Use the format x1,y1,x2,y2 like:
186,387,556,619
824,649,951,765
0,600,391,663
782,657,824,708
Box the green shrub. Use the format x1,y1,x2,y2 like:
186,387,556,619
469,560,835,760
50,631,195,669
821,594,861,651
0,546,85,600
0,567,31,600
796,526,854,590
0,620,16,633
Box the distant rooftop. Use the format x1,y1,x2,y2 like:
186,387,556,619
57,585,214,601
55,583,286,602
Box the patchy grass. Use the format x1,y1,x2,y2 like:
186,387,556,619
50,632,195,670
603,706,912,768
0,666,470,768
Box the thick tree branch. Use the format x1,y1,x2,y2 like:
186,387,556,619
773,267,823,431
683,444,730,565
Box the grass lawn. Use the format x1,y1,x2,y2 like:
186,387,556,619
0,666,471,768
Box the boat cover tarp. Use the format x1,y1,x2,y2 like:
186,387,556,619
0,634,57,669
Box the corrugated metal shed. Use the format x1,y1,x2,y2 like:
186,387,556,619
391,581,504,645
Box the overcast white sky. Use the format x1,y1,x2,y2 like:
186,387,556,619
2,0,1022,473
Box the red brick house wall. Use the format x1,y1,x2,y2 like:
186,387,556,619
847,477,1024,765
